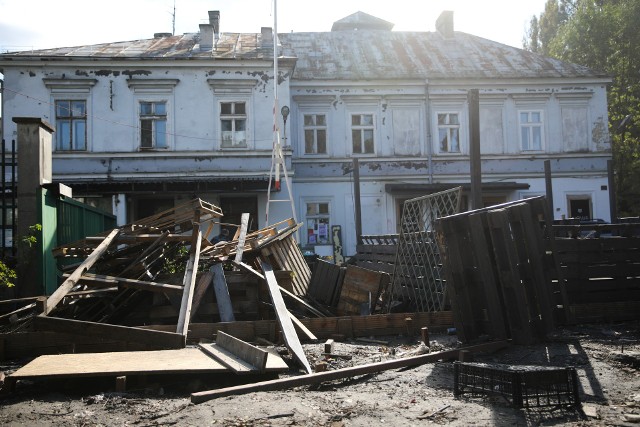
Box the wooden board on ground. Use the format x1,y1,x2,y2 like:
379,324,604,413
216,331,268,371
260,260,312,374
9,347,287,380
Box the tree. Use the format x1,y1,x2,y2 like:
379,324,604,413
525,0,640,216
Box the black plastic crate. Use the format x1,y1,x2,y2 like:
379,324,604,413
453,362,580,408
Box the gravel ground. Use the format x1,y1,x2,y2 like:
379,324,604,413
1,322,639,426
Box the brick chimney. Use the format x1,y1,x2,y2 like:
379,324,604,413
200,10,220,51
436,11,454,39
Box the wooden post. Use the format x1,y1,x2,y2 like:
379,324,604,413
608,159,617,223
115,376,127,392
352,158,362,244
421,327,430,347
468,89,482,210
176,222,203,336
544,160,554,221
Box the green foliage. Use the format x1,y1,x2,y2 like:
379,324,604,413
21,223,42,248
525,0,640,216
162,244,189,274
0,259,17,288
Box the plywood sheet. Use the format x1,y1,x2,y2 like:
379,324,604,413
10,347,288,380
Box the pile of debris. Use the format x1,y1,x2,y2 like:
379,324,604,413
0,198,464,397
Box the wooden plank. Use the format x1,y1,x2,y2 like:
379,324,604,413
260,260,312,374
487,208,535,344
191,340,509,403
197,343,256,373
211,263,235,322
176,223,203,335
234,213,250,263
467,212,508,340
190,271,214,320
33,316,185,349
44,228,120,315
288,311,318,341
217,331,268,371
10,348,223,379
76,273,183,294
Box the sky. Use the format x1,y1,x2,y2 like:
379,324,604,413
0,0,548,52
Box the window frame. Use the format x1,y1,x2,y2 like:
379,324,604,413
302,113,328,155
54,99,88,152
139,100,169,150
436,111,461,154
304,200,332,245
350,113,376,155
219,101,248,149
519,109,545,152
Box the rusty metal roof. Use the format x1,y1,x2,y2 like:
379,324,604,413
2,32,271,60
1,28,607,80
278,30,607,80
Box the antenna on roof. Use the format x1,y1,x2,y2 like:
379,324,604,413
172,0,176,35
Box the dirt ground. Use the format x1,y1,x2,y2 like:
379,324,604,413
1,321,639,427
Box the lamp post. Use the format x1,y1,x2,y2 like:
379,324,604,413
281,105,289,146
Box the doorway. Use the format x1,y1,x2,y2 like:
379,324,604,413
568,197,592,220
219,196,258,236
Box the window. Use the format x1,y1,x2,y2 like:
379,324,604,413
304,114,327,154
140,101,167,149
306,202,330,244
520,111,543,151
437,113,460,153
221,102,247,148
351,114,375,154
55,100,87,151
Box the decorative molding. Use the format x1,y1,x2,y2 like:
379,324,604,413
127,79,180,93
207,79,257,94
43,78,98,93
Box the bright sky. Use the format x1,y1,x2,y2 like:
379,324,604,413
0,0,547,52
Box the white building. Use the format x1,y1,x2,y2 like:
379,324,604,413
0,10,612,256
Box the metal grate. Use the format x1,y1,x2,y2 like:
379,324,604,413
454,362,581,408
386,187,462,312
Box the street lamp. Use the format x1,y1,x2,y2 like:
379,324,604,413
281,105,290,146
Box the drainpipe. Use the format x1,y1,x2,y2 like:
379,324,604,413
425,79,433,184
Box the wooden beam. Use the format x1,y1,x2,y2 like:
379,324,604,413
261,260,312,374
211,263,235,322
191,340,509,403
74,273,183,294
176,223,203,335
33,316,185,349
288,311,318,341
190,271,214,320
234,213,250,263
43,229,120,315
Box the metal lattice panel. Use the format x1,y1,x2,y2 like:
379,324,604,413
387,187,462,312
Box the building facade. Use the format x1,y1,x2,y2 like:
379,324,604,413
0,11,612,256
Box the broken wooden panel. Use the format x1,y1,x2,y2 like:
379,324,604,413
336,265,389,315
306,259,346,308
33,316,185,349
353,235,398,276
